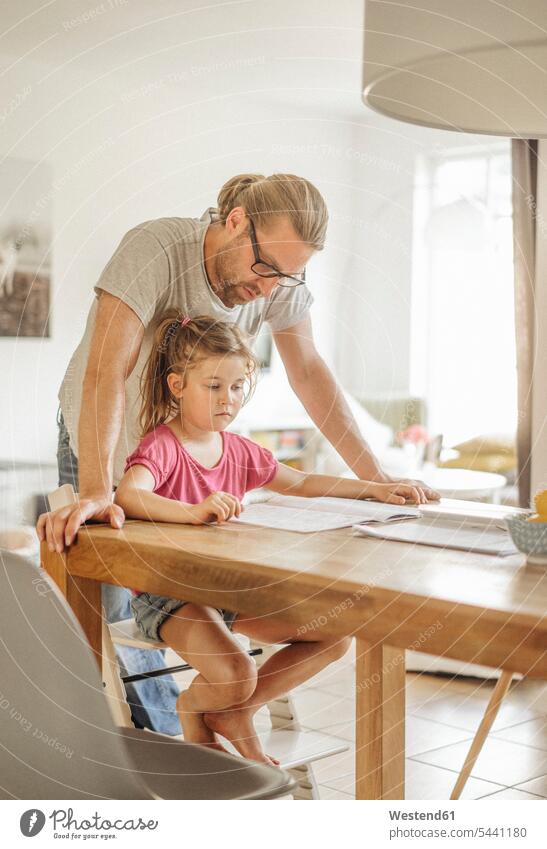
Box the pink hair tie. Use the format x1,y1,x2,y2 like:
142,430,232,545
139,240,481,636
179,315,192,327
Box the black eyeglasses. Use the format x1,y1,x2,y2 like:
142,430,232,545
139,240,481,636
247,216,306,288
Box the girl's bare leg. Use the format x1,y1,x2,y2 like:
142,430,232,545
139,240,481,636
203,616,352,751
159,603,277,764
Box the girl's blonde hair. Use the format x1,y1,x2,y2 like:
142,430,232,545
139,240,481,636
216,173,328,251
140,311,259,436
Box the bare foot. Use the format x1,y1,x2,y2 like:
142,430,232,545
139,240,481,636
176,691,230,753
204,707,280,767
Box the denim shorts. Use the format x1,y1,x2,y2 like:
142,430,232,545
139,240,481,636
131,593,237,642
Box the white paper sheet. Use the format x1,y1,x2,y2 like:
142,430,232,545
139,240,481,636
353,517,518,556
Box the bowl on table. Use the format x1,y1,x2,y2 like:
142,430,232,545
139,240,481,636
505,513,547,565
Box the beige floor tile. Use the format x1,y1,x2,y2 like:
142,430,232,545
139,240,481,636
477,788,545,800
411,737,547,786
405,672,488,708
512,774,547,797
319,772,356,795
492,717,547,751
315,714,472,756
253,705,274,730
405,672,453,708
306,670,355,699
318,784,354,800
309,747,355,786
405,760,505,800
411,691,542,732
306,719,355,743
309,742,518,800
415,675,547,715
308,658,355,690
309,670,508,709
307,670,491,711
291,688,353,730
312,717,354,742
406,716,473,757
498,678,547,715
321,759,504,800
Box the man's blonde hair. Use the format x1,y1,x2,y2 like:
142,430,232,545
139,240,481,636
216,173,328,251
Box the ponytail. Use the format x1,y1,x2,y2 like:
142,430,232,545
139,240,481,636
216,172,328,251
139,311,258,437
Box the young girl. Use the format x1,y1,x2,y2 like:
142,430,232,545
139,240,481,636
115,312,426,766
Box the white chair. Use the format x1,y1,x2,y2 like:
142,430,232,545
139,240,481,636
1,549,296,800
48,484,348,800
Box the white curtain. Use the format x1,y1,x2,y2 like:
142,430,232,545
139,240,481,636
511,140,538,508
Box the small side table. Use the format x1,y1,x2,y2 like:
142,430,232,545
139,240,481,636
420,466,507,503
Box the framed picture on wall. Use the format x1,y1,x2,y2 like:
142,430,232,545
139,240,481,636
0,157,51,338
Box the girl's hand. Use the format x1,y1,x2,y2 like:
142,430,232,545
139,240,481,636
366,481,426,506
188,492,242,525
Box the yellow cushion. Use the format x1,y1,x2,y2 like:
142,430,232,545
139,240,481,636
453,433,515,456
439,451,516,474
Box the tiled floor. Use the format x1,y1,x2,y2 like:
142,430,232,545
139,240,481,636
289,651,547,801
167,645,547,801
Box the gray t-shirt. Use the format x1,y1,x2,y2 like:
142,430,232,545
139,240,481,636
58,208,313,484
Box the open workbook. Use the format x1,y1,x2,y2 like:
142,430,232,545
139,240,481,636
233,494,421,533
234,495,523,556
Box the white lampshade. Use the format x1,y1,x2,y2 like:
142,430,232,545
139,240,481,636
362,0,547,137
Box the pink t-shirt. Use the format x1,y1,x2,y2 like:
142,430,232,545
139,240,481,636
124,425,278,595
125,424,278,500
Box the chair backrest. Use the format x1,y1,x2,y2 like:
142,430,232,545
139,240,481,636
0,549,154,799
47,483,77,511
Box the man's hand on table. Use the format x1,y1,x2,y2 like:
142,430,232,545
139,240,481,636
36,494,125,553
373,474,441,504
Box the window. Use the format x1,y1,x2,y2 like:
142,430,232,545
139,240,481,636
410,143,516,447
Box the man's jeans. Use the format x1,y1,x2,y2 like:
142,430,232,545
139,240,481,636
56,410,181,735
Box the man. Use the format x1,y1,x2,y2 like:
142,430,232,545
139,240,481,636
38,173,437,733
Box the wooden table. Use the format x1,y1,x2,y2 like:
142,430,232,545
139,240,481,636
41,517,547,800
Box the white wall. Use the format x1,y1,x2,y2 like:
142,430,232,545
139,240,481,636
0,0,356,462
0,0,478,465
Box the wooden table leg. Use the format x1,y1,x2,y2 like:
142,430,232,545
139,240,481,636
41,543,102,670
356,639,405,799
450,670,513,799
